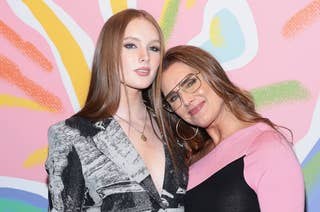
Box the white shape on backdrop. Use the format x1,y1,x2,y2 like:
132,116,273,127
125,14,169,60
0,176,48,199
294,95,320,163
98,0,113,21
188,0,258,71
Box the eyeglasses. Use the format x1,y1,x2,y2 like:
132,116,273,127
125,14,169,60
163,72,201,112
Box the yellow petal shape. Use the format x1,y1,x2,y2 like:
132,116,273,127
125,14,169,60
186,0,196,9
210,17,225,47
23,147,48,168
0,94,51,112
110,0,128,14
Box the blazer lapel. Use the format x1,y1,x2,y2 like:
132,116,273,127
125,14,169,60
92,118,162,203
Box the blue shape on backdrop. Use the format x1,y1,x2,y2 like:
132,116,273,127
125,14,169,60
301,138,320,212
0,187,48,210
200,9,245,63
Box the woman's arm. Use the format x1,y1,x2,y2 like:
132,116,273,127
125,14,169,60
46,122,87,212
244,130,305,212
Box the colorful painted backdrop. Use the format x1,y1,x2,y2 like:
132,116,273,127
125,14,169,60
0,0,319,211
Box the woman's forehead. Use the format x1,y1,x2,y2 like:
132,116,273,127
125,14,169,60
123,18,160,41
161,62,197,92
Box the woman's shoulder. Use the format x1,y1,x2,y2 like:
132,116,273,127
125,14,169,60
245,123,297,166
47,118,79,149
48,115,114,138
243,123,303,204
248,123,290,152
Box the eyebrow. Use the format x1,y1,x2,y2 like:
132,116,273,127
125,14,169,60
165,73,193,99
180,74,194,87
165,90,178,102
123,36,160,44
165,85,179,99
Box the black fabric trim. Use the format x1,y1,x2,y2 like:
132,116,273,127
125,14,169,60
65,116,111,137
61,146,94,211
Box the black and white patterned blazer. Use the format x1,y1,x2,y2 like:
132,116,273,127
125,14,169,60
45,116,188,211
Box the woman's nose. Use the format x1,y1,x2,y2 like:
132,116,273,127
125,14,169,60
138,49,149,63
179,91,194,106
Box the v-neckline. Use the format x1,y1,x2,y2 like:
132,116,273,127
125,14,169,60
111,117,167,199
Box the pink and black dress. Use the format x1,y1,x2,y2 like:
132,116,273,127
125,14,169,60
185,123,305,212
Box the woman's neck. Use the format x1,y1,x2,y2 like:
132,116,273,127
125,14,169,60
116,86,146,120
205,107,251,146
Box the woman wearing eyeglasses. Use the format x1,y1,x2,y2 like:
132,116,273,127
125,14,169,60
151,45,305,211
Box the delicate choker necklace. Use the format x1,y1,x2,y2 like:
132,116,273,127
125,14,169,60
115,109,148,142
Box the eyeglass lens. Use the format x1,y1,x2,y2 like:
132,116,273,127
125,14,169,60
165,73,201,111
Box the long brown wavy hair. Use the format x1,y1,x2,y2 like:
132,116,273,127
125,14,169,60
76,9,164,121
152,45,291,165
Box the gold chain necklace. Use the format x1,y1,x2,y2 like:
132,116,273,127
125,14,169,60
115,109,148,142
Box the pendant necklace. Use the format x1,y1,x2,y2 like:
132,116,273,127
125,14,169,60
115,109,148,142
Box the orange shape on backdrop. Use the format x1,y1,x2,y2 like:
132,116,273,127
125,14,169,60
0,55,62,112
0,20,53,71
282,0,320,38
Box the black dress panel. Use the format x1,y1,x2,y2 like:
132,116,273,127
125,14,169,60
185,156,260,212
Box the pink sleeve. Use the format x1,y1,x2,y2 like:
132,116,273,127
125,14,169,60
244,131,305,212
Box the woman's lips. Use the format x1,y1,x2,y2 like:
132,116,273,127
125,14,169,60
134,67,150,76
188,101,205,116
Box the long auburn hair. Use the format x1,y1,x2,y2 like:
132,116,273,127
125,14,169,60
152,45,291,165
76,9,164,121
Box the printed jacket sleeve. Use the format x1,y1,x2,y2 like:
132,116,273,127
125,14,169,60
45,122,87,212
244,130,305,212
